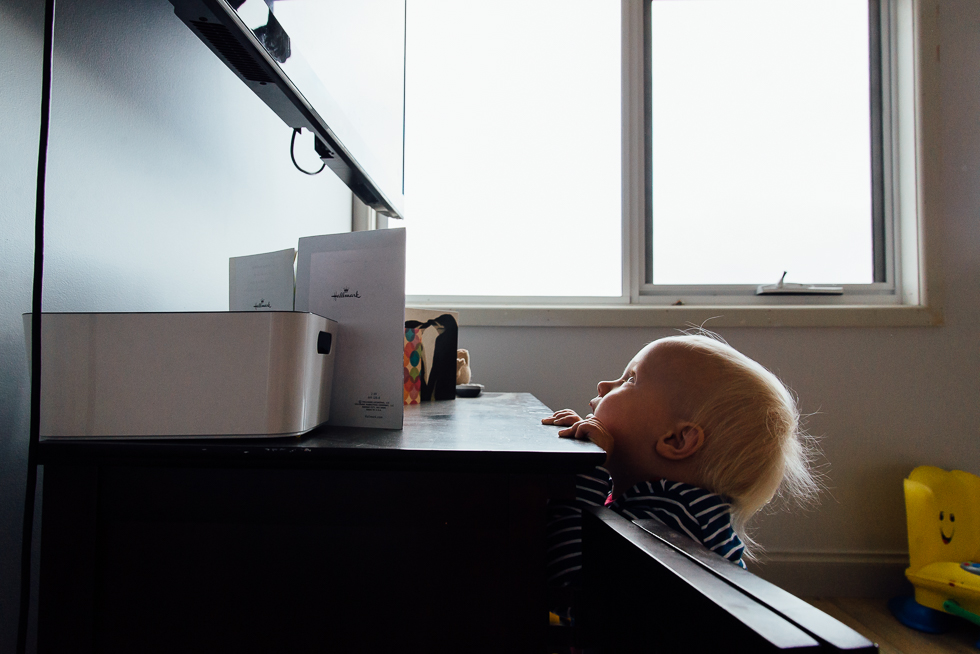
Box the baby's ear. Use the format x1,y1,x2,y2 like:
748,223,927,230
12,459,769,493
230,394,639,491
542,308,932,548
655,423,705,460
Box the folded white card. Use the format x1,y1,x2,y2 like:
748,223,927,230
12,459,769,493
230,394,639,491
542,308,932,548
229,247,296,311
295,229,406,430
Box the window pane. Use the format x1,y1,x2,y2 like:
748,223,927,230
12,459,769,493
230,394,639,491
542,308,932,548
403,0,621,297
650,0,874,286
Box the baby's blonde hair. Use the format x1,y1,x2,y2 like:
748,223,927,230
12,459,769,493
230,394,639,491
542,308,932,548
659,334,819,557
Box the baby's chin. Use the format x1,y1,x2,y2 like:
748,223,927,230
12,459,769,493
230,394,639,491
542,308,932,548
588,411,614,449
589,429,615,454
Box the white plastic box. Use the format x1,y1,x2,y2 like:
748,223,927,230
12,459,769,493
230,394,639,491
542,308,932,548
29,311,337,439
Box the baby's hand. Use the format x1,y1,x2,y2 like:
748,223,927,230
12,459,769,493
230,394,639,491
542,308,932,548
555,415,615,454
541,409,583,426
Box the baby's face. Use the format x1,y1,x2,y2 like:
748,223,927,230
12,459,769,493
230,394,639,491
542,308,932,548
589,341,683,457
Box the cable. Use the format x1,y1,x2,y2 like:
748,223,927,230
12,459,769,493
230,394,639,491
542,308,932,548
18,0,55,651
401,0,406,196
290,128,324,175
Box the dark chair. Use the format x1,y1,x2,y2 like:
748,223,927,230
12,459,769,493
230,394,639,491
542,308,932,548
571,506,877,653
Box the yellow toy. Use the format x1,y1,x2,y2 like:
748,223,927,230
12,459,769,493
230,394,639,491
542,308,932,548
891,466,980,639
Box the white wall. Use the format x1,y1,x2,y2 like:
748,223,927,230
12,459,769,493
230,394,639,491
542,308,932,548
43,1,352,311
454,1,980,597
0,0,351,649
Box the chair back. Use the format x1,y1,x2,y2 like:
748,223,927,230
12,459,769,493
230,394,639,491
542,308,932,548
904,466,980,574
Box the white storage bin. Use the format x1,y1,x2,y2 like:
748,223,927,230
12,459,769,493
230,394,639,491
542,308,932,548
28,311,337,438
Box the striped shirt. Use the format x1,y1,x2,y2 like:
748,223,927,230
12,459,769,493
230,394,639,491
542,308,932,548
547,466,745,587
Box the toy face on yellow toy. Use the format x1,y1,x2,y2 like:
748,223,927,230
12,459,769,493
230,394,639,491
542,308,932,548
903,466,980,616
905,466,980,569
939,510,956,545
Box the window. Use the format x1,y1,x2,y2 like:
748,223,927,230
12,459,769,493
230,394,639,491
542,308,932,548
646,0,876,287
401,0,939,325
402,0,622,299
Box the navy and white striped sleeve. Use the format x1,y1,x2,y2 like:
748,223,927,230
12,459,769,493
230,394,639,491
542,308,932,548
689,491,745,566
616,480,746,569
575,466,612,507
545,466,611,586
616,480,704,544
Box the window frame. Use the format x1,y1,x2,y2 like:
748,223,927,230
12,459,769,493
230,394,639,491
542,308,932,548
404,0,942,328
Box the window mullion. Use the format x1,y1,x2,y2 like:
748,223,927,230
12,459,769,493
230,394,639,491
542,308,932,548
870,0,888,283
624,0,645,303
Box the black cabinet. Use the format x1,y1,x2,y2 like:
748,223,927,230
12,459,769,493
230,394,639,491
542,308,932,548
37,393,603,653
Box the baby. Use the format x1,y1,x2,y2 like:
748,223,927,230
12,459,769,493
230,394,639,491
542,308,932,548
543,334,816,581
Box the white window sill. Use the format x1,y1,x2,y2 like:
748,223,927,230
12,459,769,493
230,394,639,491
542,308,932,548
407,303,943,328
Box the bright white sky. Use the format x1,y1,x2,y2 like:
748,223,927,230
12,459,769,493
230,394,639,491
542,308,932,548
402,0,622,297
402,0,873,295
650,0,873,286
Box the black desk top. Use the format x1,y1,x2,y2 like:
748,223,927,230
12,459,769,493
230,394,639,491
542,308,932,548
38,392,605,473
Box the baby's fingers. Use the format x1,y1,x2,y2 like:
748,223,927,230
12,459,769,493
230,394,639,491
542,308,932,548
560,418,614,452
557,421,588,439
542,409,582,426
551,413,582,426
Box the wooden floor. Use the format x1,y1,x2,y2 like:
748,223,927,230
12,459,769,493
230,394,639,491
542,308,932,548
804,598,980,654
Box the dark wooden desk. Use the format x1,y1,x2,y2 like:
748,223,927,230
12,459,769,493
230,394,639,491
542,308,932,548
37,393,604,654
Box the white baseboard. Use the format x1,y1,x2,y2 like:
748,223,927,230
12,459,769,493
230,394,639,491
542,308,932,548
748,550,914,598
